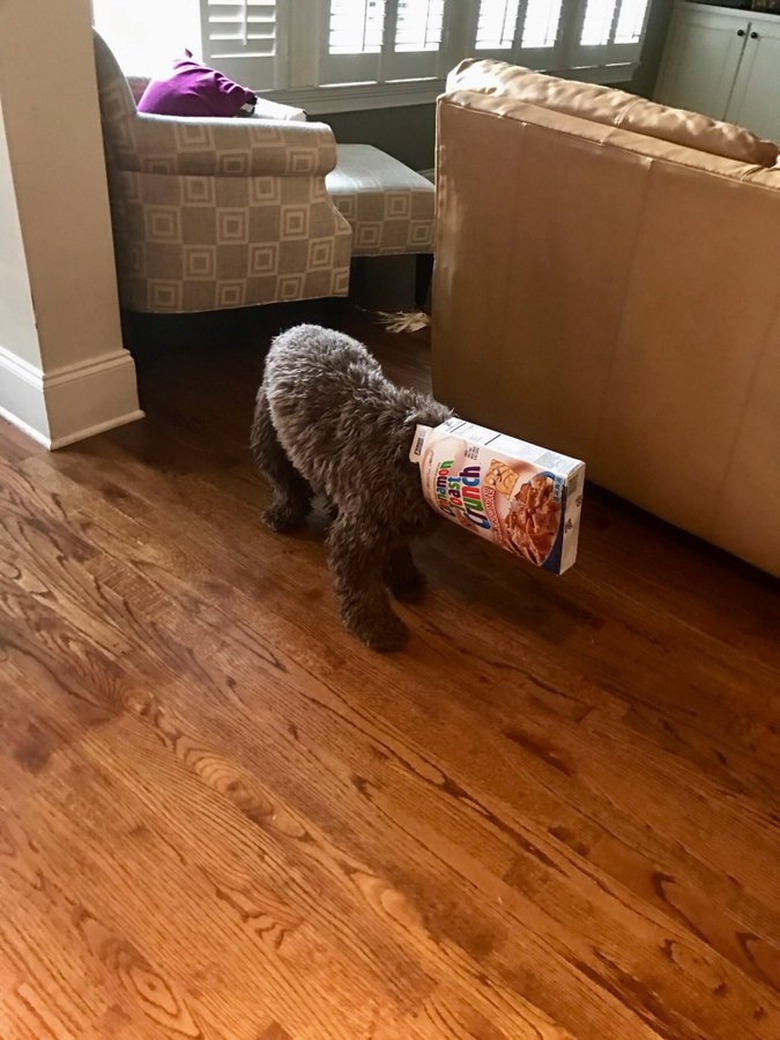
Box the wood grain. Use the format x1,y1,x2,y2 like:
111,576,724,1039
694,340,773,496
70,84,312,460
0,300,778,1039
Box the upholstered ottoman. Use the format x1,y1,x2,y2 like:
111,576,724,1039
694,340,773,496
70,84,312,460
325,144,435,307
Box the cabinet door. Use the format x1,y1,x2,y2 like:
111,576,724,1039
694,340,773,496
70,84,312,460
654,2,748,120
726,17,780,142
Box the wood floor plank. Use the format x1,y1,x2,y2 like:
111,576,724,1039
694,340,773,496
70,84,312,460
1,302,779,1038
3,483,773,1040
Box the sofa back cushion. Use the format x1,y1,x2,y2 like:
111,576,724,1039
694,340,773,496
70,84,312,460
446,59,779,168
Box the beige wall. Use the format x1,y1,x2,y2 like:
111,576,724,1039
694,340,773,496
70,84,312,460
0,97,39,367
0,0,141,447
0,0,125,372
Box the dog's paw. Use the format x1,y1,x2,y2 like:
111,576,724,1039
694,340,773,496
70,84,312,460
263,500,308,532
387,570,427,603
383,550,426,603
348,611,409,653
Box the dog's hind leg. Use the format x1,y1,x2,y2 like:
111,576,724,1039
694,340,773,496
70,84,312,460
327,516,408,652
250,387,313,532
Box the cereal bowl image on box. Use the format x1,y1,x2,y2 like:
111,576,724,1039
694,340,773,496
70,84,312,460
410,419,585,574
496,468,562,566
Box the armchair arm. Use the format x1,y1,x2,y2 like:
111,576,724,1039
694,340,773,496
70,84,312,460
126,75,151,106
252,96,307,121
118,114,338,177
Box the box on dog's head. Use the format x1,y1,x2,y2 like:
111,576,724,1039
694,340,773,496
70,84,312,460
411,418,585,574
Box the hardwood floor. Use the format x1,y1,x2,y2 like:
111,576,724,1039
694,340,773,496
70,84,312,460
1,300,779,1040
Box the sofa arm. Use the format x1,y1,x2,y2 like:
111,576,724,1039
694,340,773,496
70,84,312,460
119,113,338,177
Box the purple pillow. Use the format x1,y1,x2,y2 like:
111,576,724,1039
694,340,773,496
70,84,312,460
137,54,257,118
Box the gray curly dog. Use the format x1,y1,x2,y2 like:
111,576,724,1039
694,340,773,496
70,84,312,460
251,324,451,651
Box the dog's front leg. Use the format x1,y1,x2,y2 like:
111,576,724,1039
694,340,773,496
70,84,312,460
383,544,426,603
251,386,313,532
327,517,408,652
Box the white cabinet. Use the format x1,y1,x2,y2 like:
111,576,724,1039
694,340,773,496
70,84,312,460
655,1,780,143
728,12,780,139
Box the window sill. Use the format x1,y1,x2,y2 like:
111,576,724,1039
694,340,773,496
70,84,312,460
261,79,446,115
258,62,638,115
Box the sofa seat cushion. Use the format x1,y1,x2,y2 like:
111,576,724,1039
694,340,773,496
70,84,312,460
446,59,779,168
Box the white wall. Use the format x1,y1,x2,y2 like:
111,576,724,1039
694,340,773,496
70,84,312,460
0,100,40,368
0,0,142,448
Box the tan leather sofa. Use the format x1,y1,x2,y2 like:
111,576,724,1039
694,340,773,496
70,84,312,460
432,59,780,578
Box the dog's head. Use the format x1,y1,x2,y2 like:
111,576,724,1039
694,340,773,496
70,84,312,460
403,391,452,434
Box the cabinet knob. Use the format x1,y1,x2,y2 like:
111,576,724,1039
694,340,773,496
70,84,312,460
750,31,759,39
737,28,745,36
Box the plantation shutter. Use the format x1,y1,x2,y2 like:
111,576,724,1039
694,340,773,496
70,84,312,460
473,0,651,77
384,0,449,80
319,0,385,85
475,0,563,70
568,0,652,73
200,0,279,88
320,0,450,87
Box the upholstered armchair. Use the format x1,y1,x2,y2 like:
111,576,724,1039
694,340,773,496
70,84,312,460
93,31,352,314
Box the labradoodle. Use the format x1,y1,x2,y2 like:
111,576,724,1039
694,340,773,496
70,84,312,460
250,323,451,651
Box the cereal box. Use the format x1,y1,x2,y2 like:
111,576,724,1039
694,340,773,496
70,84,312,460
410,418,585,574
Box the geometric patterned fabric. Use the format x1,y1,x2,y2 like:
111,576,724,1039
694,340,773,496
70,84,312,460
93,31,352,313
327,144,435,257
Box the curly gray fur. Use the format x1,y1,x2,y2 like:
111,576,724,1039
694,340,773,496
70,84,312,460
251,323,452,651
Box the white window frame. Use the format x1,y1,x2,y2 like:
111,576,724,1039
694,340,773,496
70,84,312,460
93,0,655,114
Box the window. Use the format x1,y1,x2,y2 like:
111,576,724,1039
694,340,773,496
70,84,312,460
91,0,202,74
522,1,563,49
319,0,449,85
472,0,650,74
92,0,654,112
199,0,279,87
576,0,650,70
328,0,384,54
476,1,521,50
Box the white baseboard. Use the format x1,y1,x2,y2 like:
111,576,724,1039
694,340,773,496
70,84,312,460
0,348,51,445
0,344,144,450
